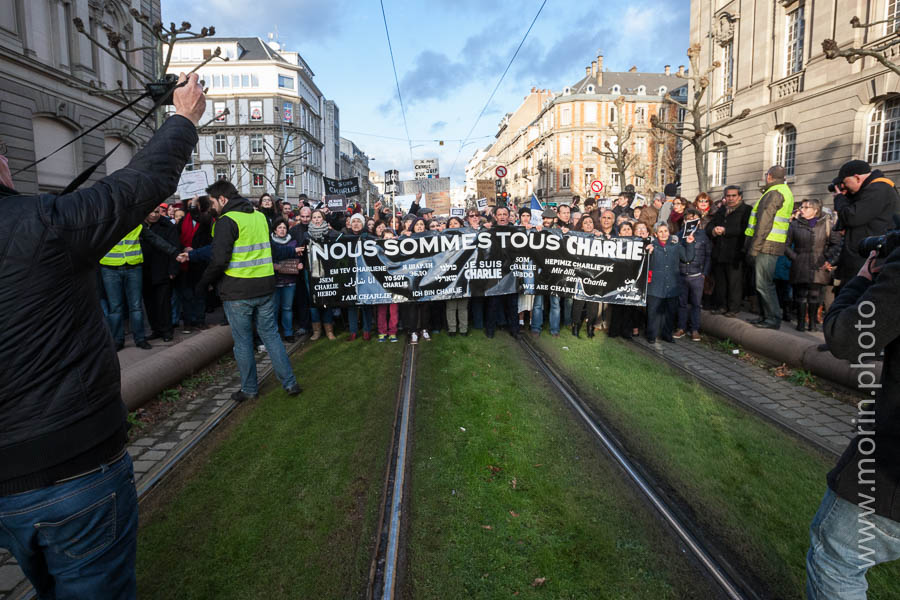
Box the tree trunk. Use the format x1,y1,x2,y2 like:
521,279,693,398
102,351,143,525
693,140,707,195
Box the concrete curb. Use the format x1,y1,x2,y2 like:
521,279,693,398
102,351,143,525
700,311,880,392
120,326,234,411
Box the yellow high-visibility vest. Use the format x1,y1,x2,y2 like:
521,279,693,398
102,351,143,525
744,183,794,243
99,225,143,266
220,211,274,279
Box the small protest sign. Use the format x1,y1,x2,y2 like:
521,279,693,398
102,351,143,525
325,195,348,211
177,170,209,198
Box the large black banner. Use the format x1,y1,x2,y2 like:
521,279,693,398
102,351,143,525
308,228,648,307
323,176,360,197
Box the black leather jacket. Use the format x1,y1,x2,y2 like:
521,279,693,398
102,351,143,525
0,115,198,494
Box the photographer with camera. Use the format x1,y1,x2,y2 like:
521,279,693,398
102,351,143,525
0,73,205,599
832,160,900,285
805,235,900,596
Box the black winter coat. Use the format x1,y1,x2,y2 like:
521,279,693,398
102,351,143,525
647,237,695,298
141,218,182,286
834,170,900,281
0,115,197,494
784,216,842,286
679,228,712,277
824,247,900,521
706,203,751,265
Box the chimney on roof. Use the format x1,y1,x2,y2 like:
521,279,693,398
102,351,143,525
586,66,591,77
591,60,597,76
664,64,671,76
677,65,685,76
596,54,603,86
629,65,637,73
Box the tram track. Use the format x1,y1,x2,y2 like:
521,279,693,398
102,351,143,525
367,342,417,600
518,335,763,600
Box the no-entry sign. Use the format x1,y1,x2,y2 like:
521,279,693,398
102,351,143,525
590,180,604,193
495,165,507,178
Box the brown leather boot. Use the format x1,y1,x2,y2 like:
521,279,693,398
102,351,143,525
324,323,336,340
309,322,322,341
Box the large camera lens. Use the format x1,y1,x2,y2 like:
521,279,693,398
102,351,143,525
859,235,887,257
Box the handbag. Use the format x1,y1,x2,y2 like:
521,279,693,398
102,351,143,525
274,258,301,275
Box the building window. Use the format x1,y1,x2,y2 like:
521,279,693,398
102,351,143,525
635,106,646,124
634,136,647,155
867,97,900,164
222,73,230,88
251,73,259,87
232,74,240,87
775,126,797,176
611,169,621,193
584,167,594,190
562,167,570,188
213,74,221,88
250,100,263,122
658,86,667,96
250,134,264,154
609,105,617,124
282,101,293,123
214,101,227,122
584,102,597,123
721,40,734,99
241,74,250,87
635,175,645,189
611,85,621,94
285,167,295,188
785,6,805,75
284,134,294,154
710,146,727,187
561,107,571,126
585,134,595,154
214,133,226,154
216,167,228,181
560,135,571,155
888,0,900,34
252,167,265,187
637,85,646,95
278,75,294,89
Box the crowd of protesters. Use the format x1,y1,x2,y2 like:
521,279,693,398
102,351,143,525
103,159,899,355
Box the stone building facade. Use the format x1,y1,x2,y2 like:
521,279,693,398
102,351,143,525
685,0,900,204
0,0,161,194
466,53,686,206
168,36,325,203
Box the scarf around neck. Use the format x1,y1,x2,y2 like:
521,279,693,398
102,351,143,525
308,222,330,241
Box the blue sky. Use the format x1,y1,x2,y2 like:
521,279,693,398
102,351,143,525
162,0,690,185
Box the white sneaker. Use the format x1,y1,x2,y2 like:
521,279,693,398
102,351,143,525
421,330,431,341
410,332,418,345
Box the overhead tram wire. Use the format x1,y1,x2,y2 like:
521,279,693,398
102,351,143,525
341,130,496,144
379,0,416,176
447,0,549,183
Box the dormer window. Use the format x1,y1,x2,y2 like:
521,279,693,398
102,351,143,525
563,86,571,95
586,85,595,93
611,84,621,94
637,85,646,95
658,86,667,95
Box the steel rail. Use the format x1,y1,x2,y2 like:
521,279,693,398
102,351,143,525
519,336,759,600
368,342,417,600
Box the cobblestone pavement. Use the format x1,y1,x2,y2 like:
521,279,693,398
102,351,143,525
631,336,856,457
0,342,295,600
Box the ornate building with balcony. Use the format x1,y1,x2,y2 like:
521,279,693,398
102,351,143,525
168,36,326,203
0,0,161,194
685,0,900,202
466,53,686,206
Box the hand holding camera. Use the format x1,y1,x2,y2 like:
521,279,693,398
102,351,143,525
173,73,206,126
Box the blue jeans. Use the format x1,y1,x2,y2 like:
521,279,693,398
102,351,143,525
678,274,705,333
469,297,485,330
100,266,145,344
0,452,138,600
223,295,299,395
531,295,560,334
273,285,296,335
806,488,900,599
754,253,781,324
310,306,333,325
347,305,372,335
563,297,574,326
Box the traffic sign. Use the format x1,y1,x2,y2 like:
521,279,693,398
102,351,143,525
495,165,507,178
590,180,604,194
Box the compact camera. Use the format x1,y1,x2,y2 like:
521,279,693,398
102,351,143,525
146,74,179,105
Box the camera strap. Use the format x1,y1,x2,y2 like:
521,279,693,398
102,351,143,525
14,78,189,196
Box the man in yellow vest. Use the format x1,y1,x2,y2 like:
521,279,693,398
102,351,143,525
99,220,183,350
744,165,794,329
197,180,301,401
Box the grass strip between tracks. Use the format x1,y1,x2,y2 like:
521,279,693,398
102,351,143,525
534,333,900,598
407,333,711,599
136,336,403,599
